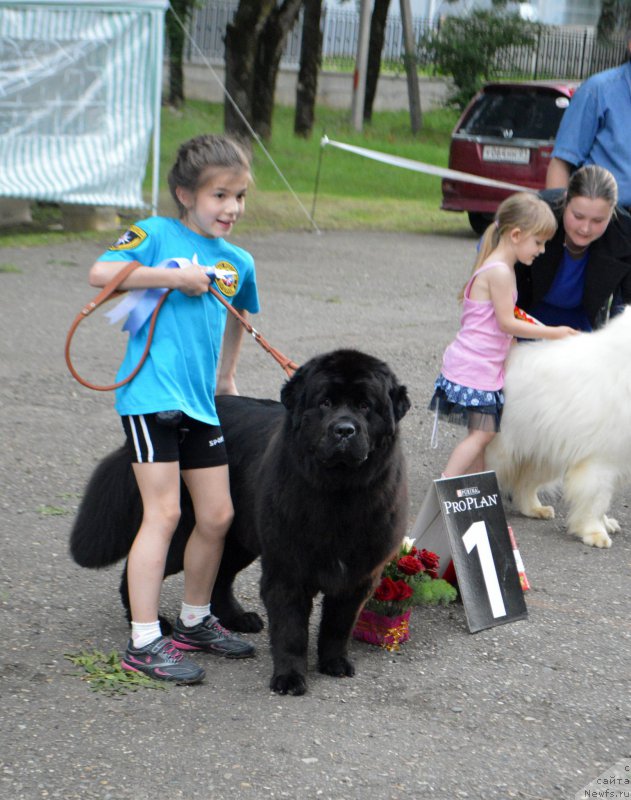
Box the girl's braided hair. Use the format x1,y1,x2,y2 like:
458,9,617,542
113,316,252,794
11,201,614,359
168,134,252,215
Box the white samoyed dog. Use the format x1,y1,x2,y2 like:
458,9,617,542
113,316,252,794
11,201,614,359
486,307,631,548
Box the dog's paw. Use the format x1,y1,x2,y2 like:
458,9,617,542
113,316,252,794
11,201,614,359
159,615,173,635
319,656,355,678
528,504,555,520
580,531,612,548
229,611,264,633
270,670,307,696
604,516,621,534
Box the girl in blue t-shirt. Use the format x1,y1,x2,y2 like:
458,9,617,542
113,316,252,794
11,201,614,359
88,135,260,683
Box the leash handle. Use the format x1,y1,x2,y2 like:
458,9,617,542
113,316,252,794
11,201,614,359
64,261,170,392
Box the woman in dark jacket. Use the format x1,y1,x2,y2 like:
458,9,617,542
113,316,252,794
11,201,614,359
516,165,631,331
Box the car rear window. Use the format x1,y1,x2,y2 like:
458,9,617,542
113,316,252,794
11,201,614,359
458,87,568,141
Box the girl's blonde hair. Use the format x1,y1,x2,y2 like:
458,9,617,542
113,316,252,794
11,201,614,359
458,192,557,300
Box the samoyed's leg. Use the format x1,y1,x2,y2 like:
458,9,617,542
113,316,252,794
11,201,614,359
510,461,555,520
564,461,617,548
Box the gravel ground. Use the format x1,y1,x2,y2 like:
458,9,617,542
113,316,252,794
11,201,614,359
1,229,629,800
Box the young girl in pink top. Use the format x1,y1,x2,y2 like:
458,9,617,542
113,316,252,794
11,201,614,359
430,192,578,478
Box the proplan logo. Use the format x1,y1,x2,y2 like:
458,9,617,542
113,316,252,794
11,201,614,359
443,486,498,515
576,759,631,800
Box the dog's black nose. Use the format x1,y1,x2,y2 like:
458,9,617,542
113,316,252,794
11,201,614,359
334,421,356,440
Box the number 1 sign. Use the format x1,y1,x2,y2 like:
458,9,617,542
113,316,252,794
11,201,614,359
411,472,528,633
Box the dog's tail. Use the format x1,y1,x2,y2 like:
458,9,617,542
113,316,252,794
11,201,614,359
69,446,142,568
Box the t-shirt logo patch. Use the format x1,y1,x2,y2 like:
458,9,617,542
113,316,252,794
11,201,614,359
109,224,147,251
214,261,238,297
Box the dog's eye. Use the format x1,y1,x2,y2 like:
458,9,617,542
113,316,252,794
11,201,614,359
358,400,370,412
319,398,332,409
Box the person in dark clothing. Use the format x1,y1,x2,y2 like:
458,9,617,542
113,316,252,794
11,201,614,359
516,165,631,331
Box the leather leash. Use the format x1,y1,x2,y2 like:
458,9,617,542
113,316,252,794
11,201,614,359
207,283,298,378
64,261,297,392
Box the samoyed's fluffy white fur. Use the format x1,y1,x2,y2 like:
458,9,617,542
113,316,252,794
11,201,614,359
486,307,631,548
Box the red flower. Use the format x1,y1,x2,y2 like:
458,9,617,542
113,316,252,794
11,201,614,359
374,576,399,602
391,580,414,601
418,549,440,578
397,555,424,575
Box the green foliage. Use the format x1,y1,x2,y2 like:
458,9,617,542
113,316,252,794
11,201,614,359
411,577,458,606
157,102,457,200
37,505,70,516
153,102,466,234
420,9,540,110
65,649,168,695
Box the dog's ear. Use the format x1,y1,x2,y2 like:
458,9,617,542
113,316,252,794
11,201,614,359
377,372,410,436
280,362,312,428
382,381,411,436
391,383,411,422
280,365,304,411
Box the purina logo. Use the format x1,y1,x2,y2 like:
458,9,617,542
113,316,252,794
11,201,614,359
457,486,480,498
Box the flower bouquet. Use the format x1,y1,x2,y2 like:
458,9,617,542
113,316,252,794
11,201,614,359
353,537,457,650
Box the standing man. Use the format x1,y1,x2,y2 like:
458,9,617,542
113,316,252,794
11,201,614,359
546,30,631,210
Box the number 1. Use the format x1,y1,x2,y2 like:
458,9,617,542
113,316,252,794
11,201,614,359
462,521,506,618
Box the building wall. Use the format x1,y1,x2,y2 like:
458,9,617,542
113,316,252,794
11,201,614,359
361,0,601,26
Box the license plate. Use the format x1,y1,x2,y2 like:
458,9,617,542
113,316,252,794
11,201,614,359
482,145,530,164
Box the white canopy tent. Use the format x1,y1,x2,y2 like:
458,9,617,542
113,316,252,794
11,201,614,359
0,0,168,213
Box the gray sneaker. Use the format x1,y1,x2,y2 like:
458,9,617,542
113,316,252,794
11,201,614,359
172,615,256,658
121,636,205,684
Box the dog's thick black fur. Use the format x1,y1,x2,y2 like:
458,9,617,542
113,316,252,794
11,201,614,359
70,349,410,695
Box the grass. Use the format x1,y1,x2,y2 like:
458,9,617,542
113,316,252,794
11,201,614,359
37,505,71,517
0,100,467,245
65,649,168,695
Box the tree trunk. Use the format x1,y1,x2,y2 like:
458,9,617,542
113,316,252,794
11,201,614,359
166,0,195,108
294,0,323,138
400,0,422,133
224,0,276,138
252,0,303,140
364,0,391,122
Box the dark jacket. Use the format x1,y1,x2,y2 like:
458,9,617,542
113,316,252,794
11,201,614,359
515,189,631,328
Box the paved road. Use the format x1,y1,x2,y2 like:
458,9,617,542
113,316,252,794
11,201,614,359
1,230,629,800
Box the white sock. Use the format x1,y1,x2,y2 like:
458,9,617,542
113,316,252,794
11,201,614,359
180,602,211,627
130,620,162,649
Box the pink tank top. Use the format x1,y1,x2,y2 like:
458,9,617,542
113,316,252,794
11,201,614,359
441,261,516,392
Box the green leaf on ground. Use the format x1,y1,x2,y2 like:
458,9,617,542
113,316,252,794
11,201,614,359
65,649,168,695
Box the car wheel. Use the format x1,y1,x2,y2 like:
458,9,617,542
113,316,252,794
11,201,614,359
468,212,493,236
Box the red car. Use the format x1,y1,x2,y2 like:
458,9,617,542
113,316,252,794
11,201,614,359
441,80,579,234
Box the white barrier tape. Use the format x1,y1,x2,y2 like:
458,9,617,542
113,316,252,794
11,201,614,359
321,136,533,194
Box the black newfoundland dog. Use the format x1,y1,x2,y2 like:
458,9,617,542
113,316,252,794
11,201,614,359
70,349,410,695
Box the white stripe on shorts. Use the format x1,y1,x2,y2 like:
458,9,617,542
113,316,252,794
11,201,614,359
129,415,154,463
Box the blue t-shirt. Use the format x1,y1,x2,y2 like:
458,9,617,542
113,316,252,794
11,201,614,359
530,249,592,331
98,217,260,425
551,61,631,207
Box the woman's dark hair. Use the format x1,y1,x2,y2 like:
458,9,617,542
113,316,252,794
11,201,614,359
168,134,252,215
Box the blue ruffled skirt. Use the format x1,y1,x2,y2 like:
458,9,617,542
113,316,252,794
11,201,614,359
429,374,504,432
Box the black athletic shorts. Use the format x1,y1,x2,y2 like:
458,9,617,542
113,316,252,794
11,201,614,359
121,412,228,469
